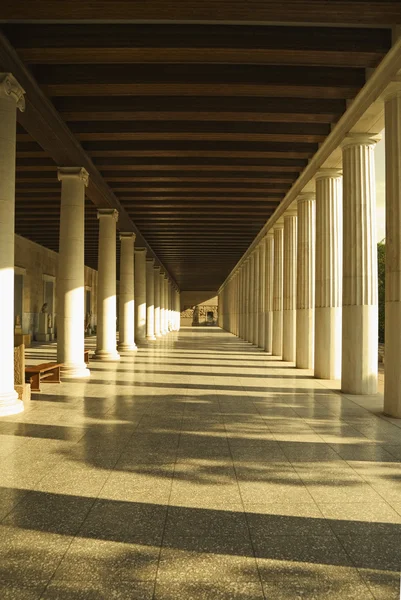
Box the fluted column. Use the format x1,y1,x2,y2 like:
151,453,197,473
254,248,260,345
57,167,91,378
315,170,343,380
384,86,401,416
134,247,147,343
264,233,274,353
117,233,137,352
95,209,120,361
341,134,378,395
164,277,169,333
258,241,266,349
249,253,256,344
0,74,25,415
296,194,315,369
283,211,298,362
160,271,166,335
176,290,181,331
272,222,284,356
146,258,156,341
154,265,161,338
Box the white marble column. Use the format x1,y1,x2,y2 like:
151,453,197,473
272,222,284,356
249,252,256,344
264,233,274,353
154,265,161,337
0,74,25,415
243,261,249,341
146,258,156,341
56,167,91,377
134,247,147,343
160,271,166,335
253,248,260,346
95,209,120,361
384,86,401,416
315,170,343,380
168,281,173,331
341,134,378,395
118,232,137,352
296,194,315,369
258,241,266,349
177,290,181,331
164,276,169,333
283,211,298,362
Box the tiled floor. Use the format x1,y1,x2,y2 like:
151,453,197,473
1,326,401,599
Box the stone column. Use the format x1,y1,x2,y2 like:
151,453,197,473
249,253,255,344
56,167,91,377
167,280,172,331
253,248,260,346
272,222,284,356
264,233,274,353
315,170,343,380
341,134,378,395
258,241,266,348
283,211,297,362
154,265,161,337
245,258,251,342
384,86,401,416
0,74,25,415
146,258,156,341
134,248,147,343
296,194,315,369
118,232,137,352
160,271,166,335
95,209,120,361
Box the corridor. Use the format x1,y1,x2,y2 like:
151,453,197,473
1,327,401,599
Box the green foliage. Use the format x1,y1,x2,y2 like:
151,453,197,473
378,240,385,343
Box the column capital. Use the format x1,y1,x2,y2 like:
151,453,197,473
284,209,298,219
146,257,154,265
159,270,165,276
342,132,381,150
58,166,89,187
119,231,136,242
315,168,342,181
0,73,25,112
381,81,401,103
273,220,284,230
97,208,118,221
135,247,147,255
265,231,274,239
154,265,161,272
297,192,315,204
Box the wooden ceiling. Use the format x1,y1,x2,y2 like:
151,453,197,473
0,2,398,290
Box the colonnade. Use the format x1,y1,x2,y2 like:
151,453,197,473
0,72,181,417
220,90,401,419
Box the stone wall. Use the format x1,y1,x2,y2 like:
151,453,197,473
14,234,98,339
180,291,218,326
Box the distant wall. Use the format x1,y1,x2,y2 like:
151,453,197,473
180,290,218,326
14,234,98,339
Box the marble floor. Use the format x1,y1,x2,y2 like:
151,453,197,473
1,327,401,599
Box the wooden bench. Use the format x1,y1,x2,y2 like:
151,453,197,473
25,362,62,392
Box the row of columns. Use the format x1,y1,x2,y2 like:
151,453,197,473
0,72,181,417
220,87,401,418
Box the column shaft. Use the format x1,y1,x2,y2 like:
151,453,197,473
154,266,161,337
282,212,297,362
160,272,166,335
146,258,156,340
341,135,378,394
296,194,315,369
249,253,255,344
118,233,137,351
272,224,284,356
264,233,274,353
258,241,266,348
315,171,343,380
134,248,147,342
57,167,91,376
95,209,120,360
0,74,25,415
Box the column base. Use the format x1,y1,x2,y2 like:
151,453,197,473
61,363,91,379
0,390,24,416
117,342,138,352
93,349,121,361
155,332,162,338
146,335,157,341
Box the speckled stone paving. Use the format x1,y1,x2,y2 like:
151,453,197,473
1,327,400,599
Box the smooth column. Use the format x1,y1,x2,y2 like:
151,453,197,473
154,265,161,337
134,248,147,343
264,233,274,353
315,170,343,380
296,194,315,369
384,86,401,416
118,232,137,352
342,134,378,395
0,74,25,415
160,271,166,335
249,253,255,344
272,223,284,356
282,211,298,362
95,209,120,361
258,241,266,348
146,258,156,341
57,167,91,377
